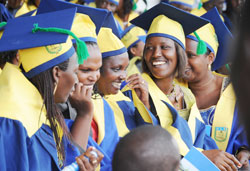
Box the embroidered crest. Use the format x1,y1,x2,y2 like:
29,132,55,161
45,44,62,54
214,127,228,142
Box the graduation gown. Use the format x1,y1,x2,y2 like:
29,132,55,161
0,63,79,170
123,73,218,156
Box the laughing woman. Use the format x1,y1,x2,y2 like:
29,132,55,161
128,3,220,157
0,10,102,170
184,8,249,170
96,26,158,138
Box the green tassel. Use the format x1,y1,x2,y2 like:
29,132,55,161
194,31,207,55
132,0,137,11
32,23,89,64
0,22,7,28
225,64,231,73
198,1,202,9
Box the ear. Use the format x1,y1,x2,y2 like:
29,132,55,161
130,47,137,57
207,52,215,65
52,66,61,85
12,52,20,66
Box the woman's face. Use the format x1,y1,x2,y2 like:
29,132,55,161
54,53,79,103
77,44,102,89
184,38,212,82
144,36,178,79
96,0,117,13
97,52,129,95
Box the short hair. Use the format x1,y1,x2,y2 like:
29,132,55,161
0,50,18,69
142,40,187,79
112,125,180,171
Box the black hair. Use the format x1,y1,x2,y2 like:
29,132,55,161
29,59,70,165
0,50,18,69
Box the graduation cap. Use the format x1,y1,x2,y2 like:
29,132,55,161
130,2,209,49
0,8,89,78
187,7,232,70
121,24,146,50
108,0,120,6
36,0,108,34
169,0,196,8
101,11,121,39
97,28,127,58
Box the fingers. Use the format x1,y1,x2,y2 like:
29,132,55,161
84,146,104,167
225,152,242,168
223,156,238,171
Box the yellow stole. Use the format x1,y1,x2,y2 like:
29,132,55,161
142,73,190,155
126,56,141,77
211,83,236,151
15,2,37,17
104,91,131,137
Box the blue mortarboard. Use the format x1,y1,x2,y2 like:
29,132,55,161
202,8,233,71
0,3,13,22
131,2,209,36
0,8,80,78
37,0,108,34
101,11,121,39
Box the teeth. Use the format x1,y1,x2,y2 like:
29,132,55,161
152,61,166,66
84,85,94,89
112,82,121,89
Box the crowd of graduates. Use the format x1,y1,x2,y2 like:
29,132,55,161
0,0,249,170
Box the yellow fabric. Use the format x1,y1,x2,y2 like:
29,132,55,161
0,30,3,39
114,11,139,30
15,2,37,17
0,68,2,74
0,63,48,137
169,0,195,6
190,10,219,56
191,7,207,16
92,97,105,145
104,91,130,137
142,73,190,155
202,0,210,3
97,28,125,54
211,83,235,151
121,26,146,49
148,15,185,49
126,56,141,77
19,38,73,73
88,2,96,8
175,78,188,87
71,13,97,41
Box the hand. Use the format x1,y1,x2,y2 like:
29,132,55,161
236,150,250,170
203,149,242,171
126,74,150,109
76,146,104,171
69,83,93,118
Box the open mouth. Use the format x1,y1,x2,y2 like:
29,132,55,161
152,61,167,67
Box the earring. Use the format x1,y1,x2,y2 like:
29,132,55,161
53,83,58,95
5,0,8,7
208,64,211,71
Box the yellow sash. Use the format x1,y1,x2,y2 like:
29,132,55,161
104,91,130,137
212,83,236,151
126,56,141,77
15,2,37,17
0,63,48,137
92,97,105,145
142,73,190,155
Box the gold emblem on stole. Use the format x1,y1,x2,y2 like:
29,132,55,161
214,127,228,142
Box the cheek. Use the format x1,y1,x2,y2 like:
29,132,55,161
77,73,88,83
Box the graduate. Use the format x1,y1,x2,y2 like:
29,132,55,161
169,0,196,12
0,9,103,170
96,23,158,138
127,2,220,157
184,8,249,170
37,1,119,169
121,24,146,76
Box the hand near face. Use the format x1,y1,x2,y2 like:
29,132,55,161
76,146,104,171
202,149,242,171
127,74,150,110
69,82,94,118
236,150,250,170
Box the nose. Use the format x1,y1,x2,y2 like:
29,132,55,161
119,70,127,81
106,4,113,12
152,46,162,58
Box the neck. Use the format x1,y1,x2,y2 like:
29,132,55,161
153,75,175,95
188,71,215,94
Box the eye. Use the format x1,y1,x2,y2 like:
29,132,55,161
79,68,91,73
187,52,196,58
161,45,171,49
145,46,153,50
112,67,121,72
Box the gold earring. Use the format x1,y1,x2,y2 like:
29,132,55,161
53,83,58,95
208,64,211,71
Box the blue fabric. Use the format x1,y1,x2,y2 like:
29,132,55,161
0,4,13,22
0,117,71,170
225,105,249,154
